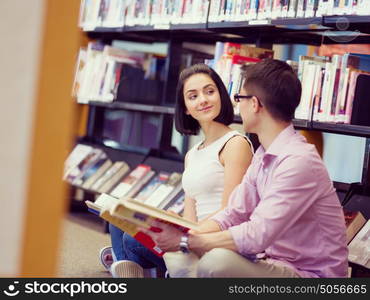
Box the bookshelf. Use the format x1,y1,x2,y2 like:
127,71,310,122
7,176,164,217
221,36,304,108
73,1,370,223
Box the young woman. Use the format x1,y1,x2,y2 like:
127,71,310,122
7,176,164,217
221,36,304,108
102,63,253,277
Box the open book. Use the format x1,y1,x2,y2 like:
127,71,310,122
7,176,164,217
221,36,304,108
86,193,199,257
348,219,370,269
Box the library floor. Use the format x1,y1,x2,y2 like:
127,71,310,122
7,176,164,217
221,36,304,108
57,212,111,278
57,212,370,278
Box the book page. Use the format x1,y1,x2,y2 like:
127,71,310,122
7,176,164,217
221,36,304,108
348,220,370,268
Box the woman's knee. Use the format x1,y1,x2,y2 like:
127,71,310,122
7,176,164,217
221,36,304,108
122,233,141,249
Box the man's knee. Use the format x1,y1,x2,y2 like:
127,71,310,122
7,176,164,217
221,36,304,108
197,248,234,277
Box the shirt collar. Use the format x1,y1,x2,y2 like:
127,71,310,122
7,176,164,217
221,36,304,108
255,124,296,158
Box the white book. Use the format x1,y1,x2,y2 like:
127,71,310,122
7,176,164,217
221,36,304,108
309,65,323,121
249,0,259,20
287,0,298,17
305,0,316,17
336,67,350,123
296,0,306,17
334,54,349,122
312,68,325,122
72,48,87,99
101,0,116,27
82,0,102,31
324,55,341,122
357,0,370,15
298,62,317,120
343,0,353,15
328,0,335,14
63,144,93,180
208,0,218,22
158,184,183,210
91,161,128,192
271,0,281,19
78,42,104,104
145,173,182,208
82,159,113,190
348,220,370,269
317,0,329,16
89,51,105,100
145,184,175,207
316,61,332,122
110,165,152,198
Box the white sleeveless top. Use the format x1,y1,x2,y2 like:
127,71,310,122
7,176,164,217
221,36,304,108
182,130,253,221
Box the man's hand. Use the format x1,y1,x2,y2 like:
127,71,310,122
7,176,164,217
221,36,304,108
139,220,183,252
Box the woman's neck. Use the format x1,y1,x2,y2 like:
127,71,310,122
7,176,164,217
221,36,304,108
199,121,232,147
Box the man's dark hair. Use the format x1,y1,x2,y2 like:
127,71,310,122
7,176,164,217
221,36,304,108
241,59,301,122
174,63,234,135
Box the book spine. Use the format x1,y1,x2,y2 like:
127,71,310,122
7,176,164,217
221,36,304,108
344,71,360,124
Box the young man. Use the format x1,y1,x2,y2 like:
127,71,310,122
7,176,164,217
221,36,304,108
141,59,348,278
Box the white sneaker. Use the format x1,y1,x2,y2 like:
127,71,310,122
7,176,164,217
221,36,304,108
99,246,113,271
110,260,144,278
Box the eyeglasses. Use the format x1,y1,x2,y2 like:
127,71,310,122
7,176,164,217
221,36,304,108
233,94,263,107
233,94,254,103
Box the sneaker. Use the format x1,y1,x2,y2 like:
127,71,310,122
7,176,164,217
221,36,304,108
111,260,144,278
99,246,113,271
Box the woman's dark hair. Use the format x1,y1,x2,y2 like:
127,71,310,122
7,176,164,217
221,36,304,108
241,59,302,122
174,63,234,135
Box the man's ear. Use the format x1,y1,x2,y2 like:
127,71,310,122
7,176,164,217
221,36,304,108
252,96,261,113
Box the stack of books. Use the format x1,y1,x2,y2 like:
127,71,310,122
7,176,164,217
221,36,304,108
64,143,185,213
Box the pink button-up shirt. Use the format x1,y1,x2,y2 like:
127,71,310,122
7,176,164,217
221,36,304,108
212,124,348,277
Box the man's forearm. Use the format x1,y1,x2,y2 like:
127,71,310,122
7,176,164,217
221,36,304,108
188,230,237,257
197,219,222,233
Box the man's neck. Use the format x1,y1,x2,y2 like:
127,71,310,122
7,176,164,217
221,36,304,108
256,119,291,151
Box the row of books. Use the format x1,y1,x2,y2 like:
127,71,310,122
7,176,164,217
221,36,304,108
79,0,210,30
205,42,274,114
208,0,370,22
64,144,185,214
294,53,370,125
72,41,166,104
78,0,370,31
204,43,370,125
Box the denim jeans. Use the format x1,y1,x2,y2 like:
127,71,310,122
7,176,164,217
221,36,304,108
109,223,167,272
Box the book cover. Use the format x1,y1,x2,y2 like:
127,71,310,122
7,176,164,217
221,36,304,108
163,191,186,214
96,161,131,194
91,161,128,192
72,48,87,99
86,193,199,257
110,164,152,198
73,152,108,187
344,70,362,124
81,158,113,190
66,148,104,184
145,172,182,208
135,171,170,203
126,170,156,198
63,144,93,181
